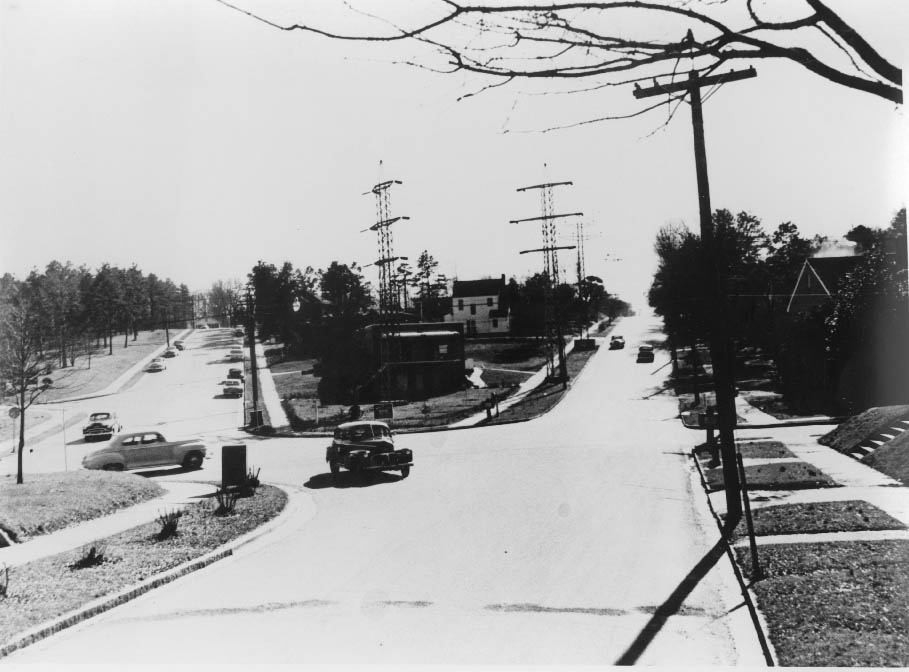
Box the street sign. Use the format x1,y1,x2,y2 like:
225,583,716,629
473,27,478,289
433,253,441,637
373,402,394,420
8,407,20,419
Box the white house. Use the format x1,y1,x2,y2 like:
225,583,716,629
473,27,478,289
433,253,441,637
445,275,510,335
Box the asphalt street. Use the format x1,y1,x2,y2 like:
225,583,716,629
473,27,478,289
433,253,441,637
8,315,767,665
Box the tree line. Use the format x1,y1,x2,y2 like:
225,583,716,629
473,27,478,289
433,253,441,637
0,261,192,484
648,208,908,413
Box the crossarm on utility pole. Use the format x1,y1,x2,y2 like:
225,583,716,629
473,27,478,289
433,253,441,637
510,213,584,224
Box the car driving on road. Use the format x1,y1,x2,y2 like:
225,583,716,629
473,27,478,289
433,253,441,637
82,431,206,471
162,347,177,358
326,420,412,481
147,357,166,372
636,344,655,363
609,335,625,350
82,411,122,442
222,379,243,397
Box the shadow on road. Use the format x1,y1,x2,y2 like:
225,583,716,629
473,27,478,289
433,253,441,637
137,465,206,478
614,533,731,665
304,471,403,489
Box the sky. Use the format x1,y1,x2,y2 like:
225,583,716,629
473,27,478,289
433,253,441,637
0,0,906,309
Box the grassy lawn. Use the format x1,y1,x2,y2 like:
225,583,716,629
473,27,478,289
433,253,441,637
862,431,909,485
730,500,906,538
0,484,287,648
704,461,838,492
0,472,163,543
0,410,53,444
820,405,909,454
484,348,598,425
35,329,174,403
736,540,909,667
464,340,548,372
735,440,796,459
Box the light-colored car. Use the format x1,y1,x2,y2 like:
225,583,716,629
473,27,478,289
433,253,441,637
326,420,412,481
222,379,243,397
162,347,177,358
228,348,245,362
82,431,206,471
82,411,122,442
147,357,166,372
609,335,625,350
173,340,185,350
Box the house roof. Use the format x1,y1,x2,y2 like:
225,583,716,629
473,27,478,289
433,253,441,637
807,256,863,294
451,277,505,298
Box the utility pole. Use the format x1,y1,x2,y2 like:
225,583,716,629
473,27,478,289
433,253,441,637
634,66,756,526
363,177,409,400
512,175,582,387
245,285,260,427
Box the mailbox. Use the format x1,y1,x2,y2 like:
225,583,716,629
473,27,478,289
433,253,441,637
222,444,247,488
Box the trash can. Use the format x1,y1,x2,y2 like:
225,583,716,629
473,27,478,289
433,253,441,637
222,444,247,488
249,410,264,428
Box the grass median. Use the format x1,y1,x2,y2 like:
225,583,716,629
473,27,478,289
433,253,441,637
0,479,287,649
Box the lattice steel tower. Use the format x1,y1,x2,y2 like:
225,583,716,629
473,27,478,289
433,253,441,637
512,177,581,385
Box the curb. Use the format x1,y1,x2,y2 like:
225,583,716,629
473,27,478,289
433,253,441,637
689,450,778,667
0,483,295,660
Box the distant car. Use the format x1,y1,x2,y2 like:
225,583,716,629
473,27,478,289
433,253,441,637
227,367,244,381
82,411,122,442
197,325,208,330
222,379,243,397
232,329,244,337
82,431,206,471
609,335,625,350
146,357,166,372
636,345,655,363
228,348,245,362
326,420,412,481
162,348,177,358
173,340,185,351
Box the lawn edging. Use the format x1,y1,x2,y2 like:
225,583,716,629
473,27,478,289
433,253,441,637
689,449,778,666
0,482,296,660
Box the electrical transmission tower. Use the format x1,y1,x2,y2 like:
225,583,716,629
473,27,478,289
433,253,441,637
511,178,581,385
364,179,409,400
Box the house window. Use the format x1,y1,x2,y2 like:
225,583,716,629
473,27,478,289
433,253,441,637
492,319,499,328
438,344,448,356
458,299,464,311
486,297,493,307
470,304,476,315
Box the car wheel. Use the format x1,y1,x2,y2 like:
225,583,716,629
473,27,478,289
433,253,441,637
103,463,124,472
183,452,203,470
400,466,410,479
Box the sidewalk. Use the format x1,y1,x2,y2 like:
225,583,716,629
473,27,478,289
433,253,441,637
448,336,578,429
253,343,289,429
703,398,909,535
0,480,215,568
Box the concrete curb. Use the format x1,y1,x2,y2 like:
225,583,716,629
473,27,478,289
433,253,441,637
689,450,778,667
0,482,295,660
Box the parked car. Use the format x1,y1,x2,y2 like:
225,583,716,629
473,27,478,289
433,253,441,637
82,431,206,471
636,344,655,363
173,340,185,351
609,335,625,350
222,379,243,397
227,367,244,381
228,348,244,362
82,411,122,442
232,329,244,337
162,347,177,358
146,357,166,372
326,420,412,480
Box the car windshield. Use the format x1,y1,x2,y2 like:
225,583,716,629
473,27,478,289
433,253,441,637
89,413,111,421
334,424,390,441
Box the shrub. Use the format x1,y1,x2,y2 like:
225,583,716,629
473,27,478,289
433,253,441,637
214,487,239,516
71,544,107,570
156,508,183,541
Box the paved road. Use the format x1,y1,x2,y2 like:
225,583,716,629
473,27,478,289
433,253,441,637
1,329,246,477
9,314,766,665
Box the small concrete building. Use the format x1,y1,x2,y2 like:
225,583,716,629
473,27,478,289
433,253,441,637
445,275,510,335
360,322,466,400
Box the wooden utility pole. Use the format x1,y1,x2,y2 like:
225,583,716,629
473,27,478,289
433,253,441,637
634,66,757,526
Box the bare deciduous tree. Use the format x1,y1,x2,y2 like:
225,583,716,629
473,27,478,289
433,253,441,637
216,0,901,125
